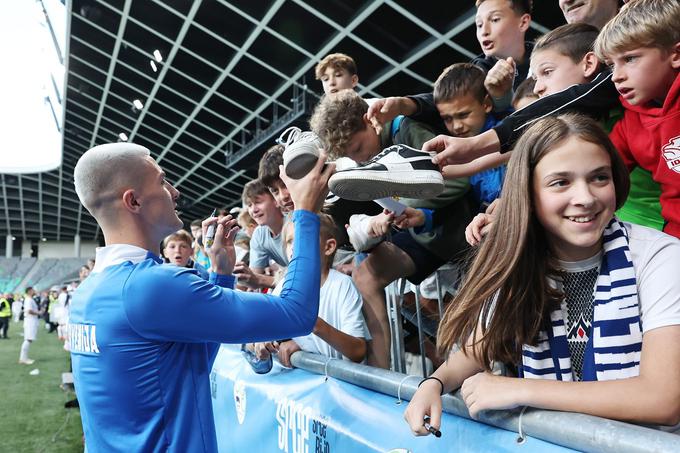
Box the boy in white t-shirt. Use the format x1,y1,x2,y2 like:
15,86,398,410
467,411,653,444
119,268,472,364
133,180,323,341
252,214,369,366
19,287,43,364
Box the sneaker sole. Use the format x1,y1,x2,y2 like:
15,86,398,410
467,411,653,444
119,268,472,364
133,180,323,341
284,154,319,179
329,170,444,201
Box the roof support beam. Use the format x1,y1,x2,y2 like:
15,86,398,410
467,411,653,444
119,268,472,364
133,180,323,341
174,1,385,196
155,0,285,163
128,0,203,142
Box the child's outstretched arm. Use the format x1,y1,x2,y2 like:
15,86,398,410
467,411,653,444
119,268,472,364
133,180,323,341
441,152,510,179
312,317,367,363
460,326,680,425
367,211,395,238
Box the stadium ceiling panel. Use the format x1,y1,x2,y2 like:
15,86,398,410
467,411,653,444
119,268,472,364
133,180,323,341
0,0,563,243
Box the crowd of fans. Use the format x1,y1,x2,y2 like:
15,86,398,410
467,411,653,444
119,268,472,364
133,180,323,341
55,0,680,448
183,0,680,432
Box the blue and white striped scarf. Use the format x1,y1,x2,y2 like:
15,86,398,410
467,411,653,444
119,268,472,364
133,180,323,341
520,219,642,381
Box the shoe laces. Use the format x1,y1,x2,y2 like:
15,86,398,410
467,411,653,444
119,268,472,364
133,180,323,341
277,126,320,149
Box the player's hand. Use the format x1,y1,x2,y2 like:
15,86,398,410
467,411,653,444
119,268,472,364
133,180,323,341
203,215,240,274
280,153,334,213
484,57,515,99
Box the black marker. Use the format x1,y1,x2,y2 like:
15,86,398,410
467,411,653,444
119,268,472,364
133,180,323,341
424,417,441,438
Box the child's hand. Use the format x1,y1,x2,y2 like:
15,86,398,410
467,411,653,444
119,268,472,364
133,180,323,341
393,207,425,230
233,262,260,288
403,378,443,436
276,340,302,368
465,213,495,246
366,97,417,134
368,210,395,237
253,341,279,361
461,372,522,419
484,57,515,100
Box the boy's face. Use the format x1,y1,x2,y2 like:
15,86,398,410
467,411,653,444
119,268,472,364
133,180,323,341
436,93,492,138
475,0,529,59
283,223,335,267
608,46,680,106
558,0,619,29
513,94,538,110
268,179,294,214
246,193,281,227
320,66,358,96
531,49,591,98
163,239,192,267
344,117,381,163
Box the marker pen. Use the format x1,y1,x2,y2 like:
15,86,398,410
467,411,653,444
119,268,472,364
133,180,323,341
424,417,441,438
204,209,218,250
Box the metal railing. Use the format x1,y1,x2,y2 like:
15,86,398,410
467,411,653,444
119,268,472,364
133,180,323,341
291,351,680,453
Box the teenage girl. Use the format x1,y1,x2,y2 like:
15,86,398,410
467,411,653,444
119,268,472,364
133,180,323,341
404,114,680,434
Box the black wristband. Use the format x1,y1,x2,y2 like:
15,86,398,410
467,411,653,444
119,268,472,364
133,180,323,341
418,376,445,395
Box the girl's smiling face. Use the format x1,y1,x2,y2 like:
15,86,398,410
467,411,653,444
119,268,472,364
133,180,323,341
532,136,617,261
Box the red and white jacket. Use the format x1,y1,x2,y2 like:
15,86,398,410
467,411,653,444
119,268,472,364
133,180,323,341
610,74,680,238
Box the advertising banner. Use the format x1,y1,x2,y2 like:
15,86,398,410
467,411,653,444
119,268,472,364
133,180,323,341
211,345,571,452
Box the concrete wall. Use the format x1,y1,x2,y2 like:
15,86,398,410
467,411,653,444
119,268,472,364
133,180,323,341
21,241,32,258
38,241,98,259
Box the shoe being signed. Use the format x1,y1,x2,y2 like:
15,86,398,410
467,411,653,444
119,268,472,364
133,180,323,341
328,144,444,201
278,126,324,179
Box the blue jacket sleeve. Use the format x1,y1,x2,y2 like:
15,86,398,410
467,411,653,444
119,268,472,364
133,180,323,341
124,210,321,344
493,70,618,152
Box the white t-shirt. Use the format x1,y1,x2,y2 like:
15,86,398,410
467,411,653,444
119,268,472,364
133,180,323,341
554,222,680,336
249,224,288,269
274,269,369,360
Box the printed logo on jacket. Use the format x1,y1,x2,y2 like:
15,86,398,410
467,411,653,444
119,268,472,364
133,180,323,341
662,135,680,173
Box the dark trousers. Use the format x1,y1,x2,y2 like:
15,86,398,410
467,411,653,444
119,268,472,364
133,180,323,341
0,317,9,338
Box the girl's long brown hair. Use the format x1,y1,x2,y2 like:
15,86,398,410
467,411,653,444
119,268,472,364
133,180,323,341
437,114,630,368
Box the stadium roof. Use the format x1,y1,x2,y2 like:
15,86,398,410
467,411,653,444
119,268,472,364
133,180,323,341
0,0,564,243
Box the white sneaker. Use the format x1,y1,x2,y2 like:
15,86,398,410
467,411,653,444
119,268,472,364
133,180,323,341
328,144,444,201
19,359,35,365
277,126,323,179
346,214,384,252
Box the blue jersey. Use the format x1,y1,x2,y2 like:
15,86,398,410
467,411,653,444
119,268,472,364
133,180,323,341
468,115,506,207
69,210,321,452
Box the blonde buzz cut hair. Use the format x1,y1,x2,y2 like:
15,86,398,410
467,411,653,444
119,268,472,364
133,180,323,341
594,0,680,61
73,143,151,214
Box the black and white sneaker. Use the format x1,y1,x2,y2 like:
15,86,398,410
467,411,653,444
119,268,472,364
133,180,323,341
328,144,444,201
277,127,323,179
